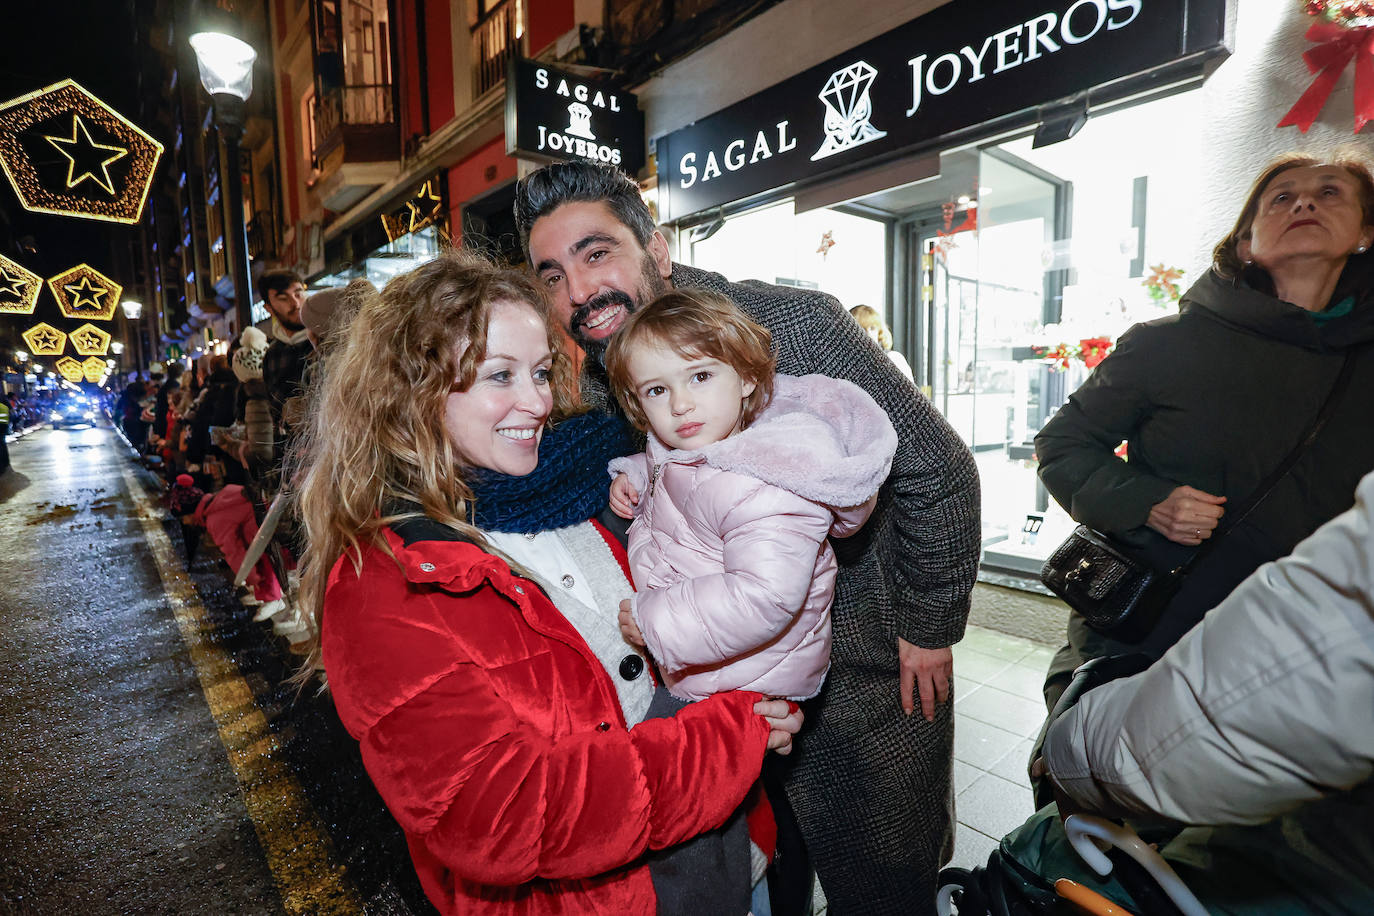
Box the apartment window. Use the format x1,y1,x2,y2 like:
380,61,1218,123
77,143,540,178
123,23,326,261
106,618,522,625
470,0,524,98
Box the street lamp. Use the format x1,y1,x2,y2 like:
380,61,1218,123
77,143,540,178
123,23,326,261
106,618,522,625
121,299,142,320
190,31,258,334
15,351,26,363
121,298,143,377
111,342,124,355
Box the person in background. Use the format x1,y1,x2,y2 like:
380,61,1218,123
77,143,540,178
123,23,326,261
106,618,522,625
849,304,914,383
1033,152,1374,716
294,249,802,915
516,160,980,916
0,392,10,474
1034,469,1374,914
258,270,310,449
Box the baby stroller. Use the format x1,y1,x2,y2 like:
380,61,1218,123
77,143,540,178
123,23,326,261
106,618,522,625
936,655,1208,916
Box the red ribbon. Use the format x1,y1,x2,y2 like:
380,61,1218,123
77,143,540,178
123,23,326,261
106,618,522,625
1276,22,1374,133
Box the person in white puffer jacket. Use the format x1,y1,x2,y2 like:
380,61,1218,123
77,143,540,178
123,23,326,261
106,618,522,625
1039,468,1374,913
604,288,897,703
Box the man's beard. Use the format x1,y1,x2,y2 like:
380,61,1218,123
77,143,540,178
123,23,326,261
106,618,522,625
570,253,670,365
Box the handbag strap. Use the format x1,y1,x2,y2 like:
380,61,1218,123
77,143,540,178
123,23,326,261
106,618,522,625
1176,346,1359,576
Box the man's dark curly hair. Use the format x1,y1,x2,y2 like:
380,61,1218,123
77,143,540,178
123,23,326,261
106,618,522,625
513,161,656,260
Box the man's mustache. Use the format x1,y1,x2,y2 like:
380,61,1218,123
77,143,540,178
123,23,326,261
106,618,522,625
569,289,636,337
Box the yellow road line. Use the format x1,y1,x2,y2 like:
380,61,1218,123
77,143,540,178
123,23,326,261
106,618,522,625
118,462,364,915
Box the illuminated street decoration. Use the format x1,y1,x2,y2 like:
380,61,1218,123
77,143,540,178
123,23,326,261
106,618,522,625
48,263,122,321
22,322,67,356
0,253,42,315
55,356,85,382
0,79,164,224
81,356,106,383
70,323,111,356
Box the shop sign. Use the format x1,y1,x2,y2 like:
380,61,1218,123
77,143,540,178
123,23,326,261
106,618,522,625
657,0,1227,221
505,58,645,175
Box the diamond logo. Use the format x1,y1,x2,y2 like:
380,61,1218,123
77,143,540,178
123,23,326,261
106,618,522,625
22,321,67,356
0,253,42,316
566,102,595,141
812,61,887,161
0,79,164,225
48,263,122,321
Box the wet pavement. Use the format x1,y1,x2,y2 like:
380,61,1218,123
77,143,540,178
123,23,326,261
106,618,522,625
0,422,433,915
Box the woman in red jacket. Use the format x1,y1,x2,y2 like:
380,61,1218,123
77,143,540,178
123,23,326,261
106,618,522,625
293,250,800,915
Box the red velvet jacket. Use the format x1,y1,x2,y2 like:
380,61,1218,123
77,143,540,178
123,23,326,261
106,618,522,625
322,519,772,915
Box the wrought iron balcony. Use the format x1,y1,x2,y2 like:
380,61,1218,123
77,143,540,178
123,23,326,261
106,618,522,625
312,83,398,165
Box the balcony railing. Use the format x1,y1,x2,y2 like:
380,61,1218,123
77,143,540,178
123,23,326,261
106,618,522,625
472,0,523,98
313,83,395,162
246,209,276,261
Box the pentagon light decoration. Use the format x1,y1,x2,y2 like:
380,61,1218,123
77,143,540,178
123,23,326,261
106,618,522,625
81,356,107,383
70,322,112,356
48,263,122,321
22,321,67,356
0,253,42,315
55,356,85,383
0,79,164,225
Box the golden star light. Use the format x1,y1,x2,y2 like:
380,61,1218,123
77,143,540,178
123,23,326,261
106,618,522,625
70,323,112,356
44,114,128,195
22,322,67,356
81,356,107,383
55,356,85,383
0,79,164,224
0,253,41,315
48,263,122,321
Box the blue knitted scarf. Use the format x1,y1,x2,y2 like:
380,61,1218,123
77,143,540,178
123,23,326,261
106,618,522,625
466,411,638,534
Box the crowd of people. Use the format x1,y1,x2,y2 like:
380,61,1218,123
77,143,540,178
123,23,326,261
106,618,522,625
92,150,1374,915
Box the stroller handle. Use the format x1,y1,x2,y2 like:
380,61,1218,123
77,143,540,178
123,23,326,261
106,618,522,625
1064,815,1208,916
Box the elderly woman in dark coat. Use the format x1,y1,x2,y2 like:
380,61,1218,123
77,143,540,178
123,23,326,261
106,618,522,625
1035,152,1374,708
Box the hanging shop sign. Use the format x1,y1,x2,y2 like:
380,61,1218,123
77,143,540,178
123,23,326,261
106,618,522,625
505,58,645,175
0,253,42,316
657,0,1229,221
0,79,164,225
47,263,122,321
70,323,112,356
22,322,67,356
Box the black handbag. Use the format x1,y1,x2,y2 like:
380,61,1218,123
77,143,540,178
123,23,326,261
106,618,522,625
1041,347,1358,641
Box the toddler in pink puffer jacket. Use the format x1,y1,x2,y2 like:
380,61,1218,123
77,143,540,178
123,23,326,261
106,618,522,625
605,289,897,703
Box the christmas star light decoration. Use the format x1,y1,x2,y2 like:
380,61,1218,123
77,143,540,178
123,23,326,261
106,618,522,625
0,253,42,315
22,321,66,356
44,113,128,195
70,323,111,356
48,263,121,321
54,356,85,383
81,356,106,383
0,79,164,224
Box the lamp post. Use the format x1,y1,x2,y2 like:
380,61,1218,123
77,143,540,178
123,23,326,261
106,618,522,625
190,31,258,334
122,298,143,378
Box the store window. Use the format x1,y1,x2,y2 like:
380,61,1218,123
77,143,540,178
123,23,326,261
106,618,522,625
688,202,888,315
682,87,1207,589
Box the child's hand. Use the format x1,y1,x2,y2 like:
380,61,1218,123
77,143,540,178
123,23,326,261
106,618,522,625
609,474,640,519
618,598,645,647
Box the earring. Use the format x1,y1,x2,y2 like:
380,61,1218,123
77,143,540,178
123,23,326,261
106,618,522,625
1244,259,1254,266
1358,246,1369,254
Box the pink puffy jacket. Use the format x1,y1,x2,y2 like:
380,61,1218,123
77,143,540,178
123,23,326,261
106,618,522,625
609,373,897,701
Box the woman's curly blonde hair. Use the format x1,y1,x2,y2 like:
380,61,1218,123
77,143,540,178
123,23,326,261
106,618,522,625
289,249,577,676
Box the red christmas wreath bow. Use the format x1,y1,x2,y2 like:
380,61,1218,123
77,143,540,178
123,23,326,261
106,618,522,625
1277,21,1374,133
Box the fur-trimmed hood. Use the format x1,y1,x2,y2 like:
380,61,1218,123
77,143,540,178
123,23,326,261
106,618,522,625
645,372,896,513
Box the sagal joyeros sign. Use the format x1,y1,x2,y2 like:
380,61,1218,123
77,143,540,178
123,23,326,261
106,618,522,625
505,59,645,175
656,0,1228,221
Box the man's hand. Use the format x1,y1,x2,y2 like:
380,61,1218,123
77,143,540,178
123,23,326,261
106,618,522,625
609,473,640,520
618,598,645,647
899,638,952,721
1147,485,1226,546
754,698,803,755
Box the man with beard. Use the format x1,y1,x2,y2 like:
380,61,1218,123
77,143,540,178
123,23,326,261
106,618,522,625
257,270,311,456
514,161,981,916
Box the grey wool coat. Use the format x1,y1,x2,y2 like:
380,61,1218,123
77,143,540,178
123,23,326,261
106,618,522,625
583,263,982,915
